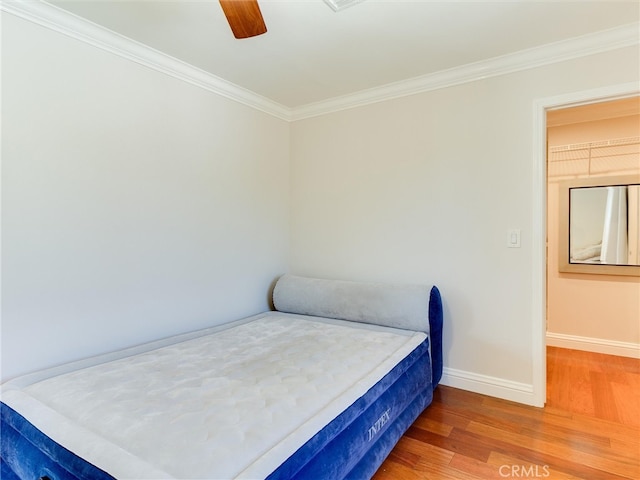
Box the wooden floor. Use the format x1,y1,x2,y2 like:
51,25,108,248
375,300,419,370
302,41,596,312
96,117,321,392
373,347,640,480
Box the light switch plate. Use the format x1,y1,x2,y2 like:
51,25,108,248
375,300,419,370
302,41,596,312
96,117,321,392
507,228,520,248
507,229,521,248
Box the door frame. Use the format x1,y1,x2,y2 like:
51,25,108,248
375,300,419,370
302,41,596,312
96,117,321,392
531,82,639,407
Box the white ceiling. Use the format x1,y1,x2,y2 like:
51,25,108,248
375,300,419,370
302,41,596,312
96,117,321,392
46,0,640,108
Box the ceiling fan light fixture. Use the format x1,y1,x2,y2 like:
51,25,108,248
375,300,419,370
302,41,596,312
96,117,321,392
322,0,366,12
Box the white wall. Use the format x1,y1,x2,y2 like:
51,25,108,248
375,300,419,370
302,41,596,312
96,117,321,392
290,46,640,404
1,14,290,381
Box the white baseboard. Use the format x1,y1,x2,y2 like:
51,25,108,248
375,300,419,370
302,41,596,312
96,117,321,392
440,367,541,407
440,334,639,408
546,332,640,358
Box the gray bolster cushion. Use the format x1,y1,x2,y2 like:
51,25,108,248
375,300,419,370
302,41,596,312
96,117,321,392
272,274,432,334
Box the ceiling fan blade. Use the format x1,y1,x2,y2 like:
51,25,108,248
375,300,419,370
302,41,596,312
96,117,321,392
219,0,267,39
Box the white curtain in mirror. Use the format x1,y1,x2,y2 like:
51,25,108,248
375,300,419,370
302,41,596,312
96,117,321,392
600,186,628,264
628,186,640,265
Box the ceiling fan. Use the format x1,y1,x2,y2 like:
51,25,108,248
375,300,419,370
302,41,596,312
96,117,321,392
219,0,267,39
219,0,365,39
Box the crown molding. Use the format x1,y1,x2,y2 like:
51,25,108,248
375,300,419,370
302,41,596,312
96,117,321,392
290,22,640,121
0,0,292,121
2,1,638,123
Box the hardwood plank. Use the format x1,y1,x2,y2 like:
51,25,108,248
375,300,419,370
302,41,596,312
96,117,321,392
517,421,612,453
411,415,454,436
412,459,497,480
373,460,428,480
590,370,621,423
425,402,528,435
448,453,506,479
610,437,640,461
390,436,454,466
385,449,422,470
417,403,472,430
404,425,492,463
611,380,640,428
567,364,595,416
542,409,640,448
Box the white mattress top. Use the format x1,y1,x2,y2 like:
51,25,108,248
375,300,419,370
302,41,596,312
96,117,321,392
2,312,426,479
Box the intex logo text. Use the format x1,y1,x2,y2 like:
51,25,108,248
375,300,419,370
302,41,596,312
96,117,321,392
367,409,391,441
499,464,551,478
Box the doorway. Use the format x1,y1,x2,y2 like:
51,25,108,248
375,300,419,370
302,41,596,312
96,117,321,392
546,97,640,357
531,83,640,407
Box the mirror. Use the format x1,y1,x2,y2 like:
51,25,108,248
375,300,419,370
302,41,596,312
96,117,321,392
558,175,640,276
